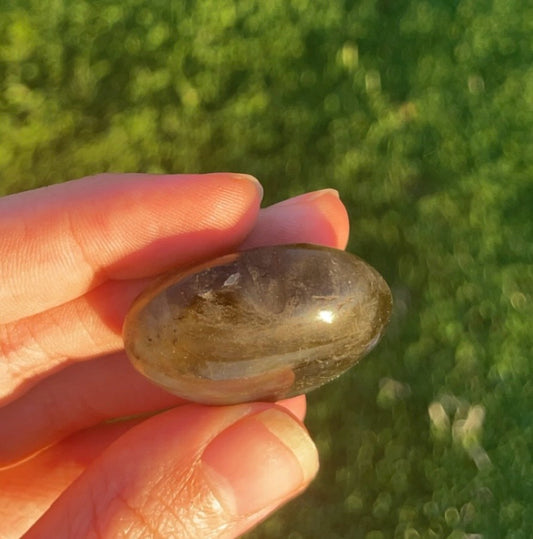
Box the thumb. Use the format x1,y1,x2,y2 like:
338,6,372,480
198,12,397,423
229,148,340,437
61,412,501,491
26,403,319,538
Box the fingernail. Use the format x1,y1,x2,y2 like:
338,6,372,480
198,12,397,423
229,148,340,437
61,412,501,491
231,173,264,201
273,188,339,207
201,408,318,516
202,172,264,202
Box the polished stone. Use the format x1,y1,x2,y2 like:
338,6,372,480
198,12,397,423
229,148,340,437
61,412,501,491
123,244,392,405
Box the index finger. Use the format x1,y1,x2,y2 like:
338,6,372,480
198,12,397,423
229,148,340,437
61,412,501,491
0,173,262,324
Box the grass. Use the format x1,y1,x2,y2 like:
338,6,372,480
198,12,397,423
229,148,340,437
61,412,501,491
1,0,532,536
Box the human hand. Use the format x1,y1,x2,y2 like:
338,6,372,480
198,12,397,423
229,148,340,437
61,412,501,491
0,173,349,537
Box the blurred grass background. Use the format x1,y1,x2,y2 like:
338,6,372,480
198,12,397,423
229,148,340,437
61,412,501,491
1,0,532,536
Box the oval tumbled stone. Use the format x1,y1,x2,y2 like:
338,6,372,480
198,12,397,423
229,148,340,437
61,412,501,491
123,244,392,405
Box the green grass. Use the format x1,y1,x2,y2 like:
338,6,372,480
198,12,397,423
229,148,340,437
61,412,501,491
1,0,532,536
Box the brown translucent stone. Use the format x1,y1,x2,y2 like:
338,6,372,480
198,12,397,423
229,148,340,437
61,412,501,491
123,244,392,405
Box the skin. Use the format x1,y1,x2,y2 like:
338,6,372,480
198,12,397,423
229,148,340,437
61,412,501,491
0,173,349,538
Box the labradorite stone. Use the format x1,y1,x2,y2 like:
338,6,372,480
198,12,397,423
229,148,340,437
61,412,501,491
123,244,392,405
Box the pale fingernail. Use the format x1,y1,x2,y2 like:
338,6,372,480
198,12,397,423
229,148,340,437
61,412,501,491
202,172,264,201
231,173,264,201
202,408,318,516
273,188,340,207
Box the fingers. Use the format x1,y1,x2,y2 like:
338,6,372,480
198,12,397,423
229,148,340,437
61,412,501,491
0,419,141,538
1,187,344,467
0,349,306,468
242,188,349,250
0,173,263,324
1,188,349,403
2,411,314,538
25,404,318,538
0,353,183,466
0,279,151,405
0,180,343,536
0,400,306,537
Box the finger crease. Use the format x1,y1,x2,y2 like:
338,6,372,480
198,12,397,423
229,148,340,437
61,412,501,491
64,210,103,284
